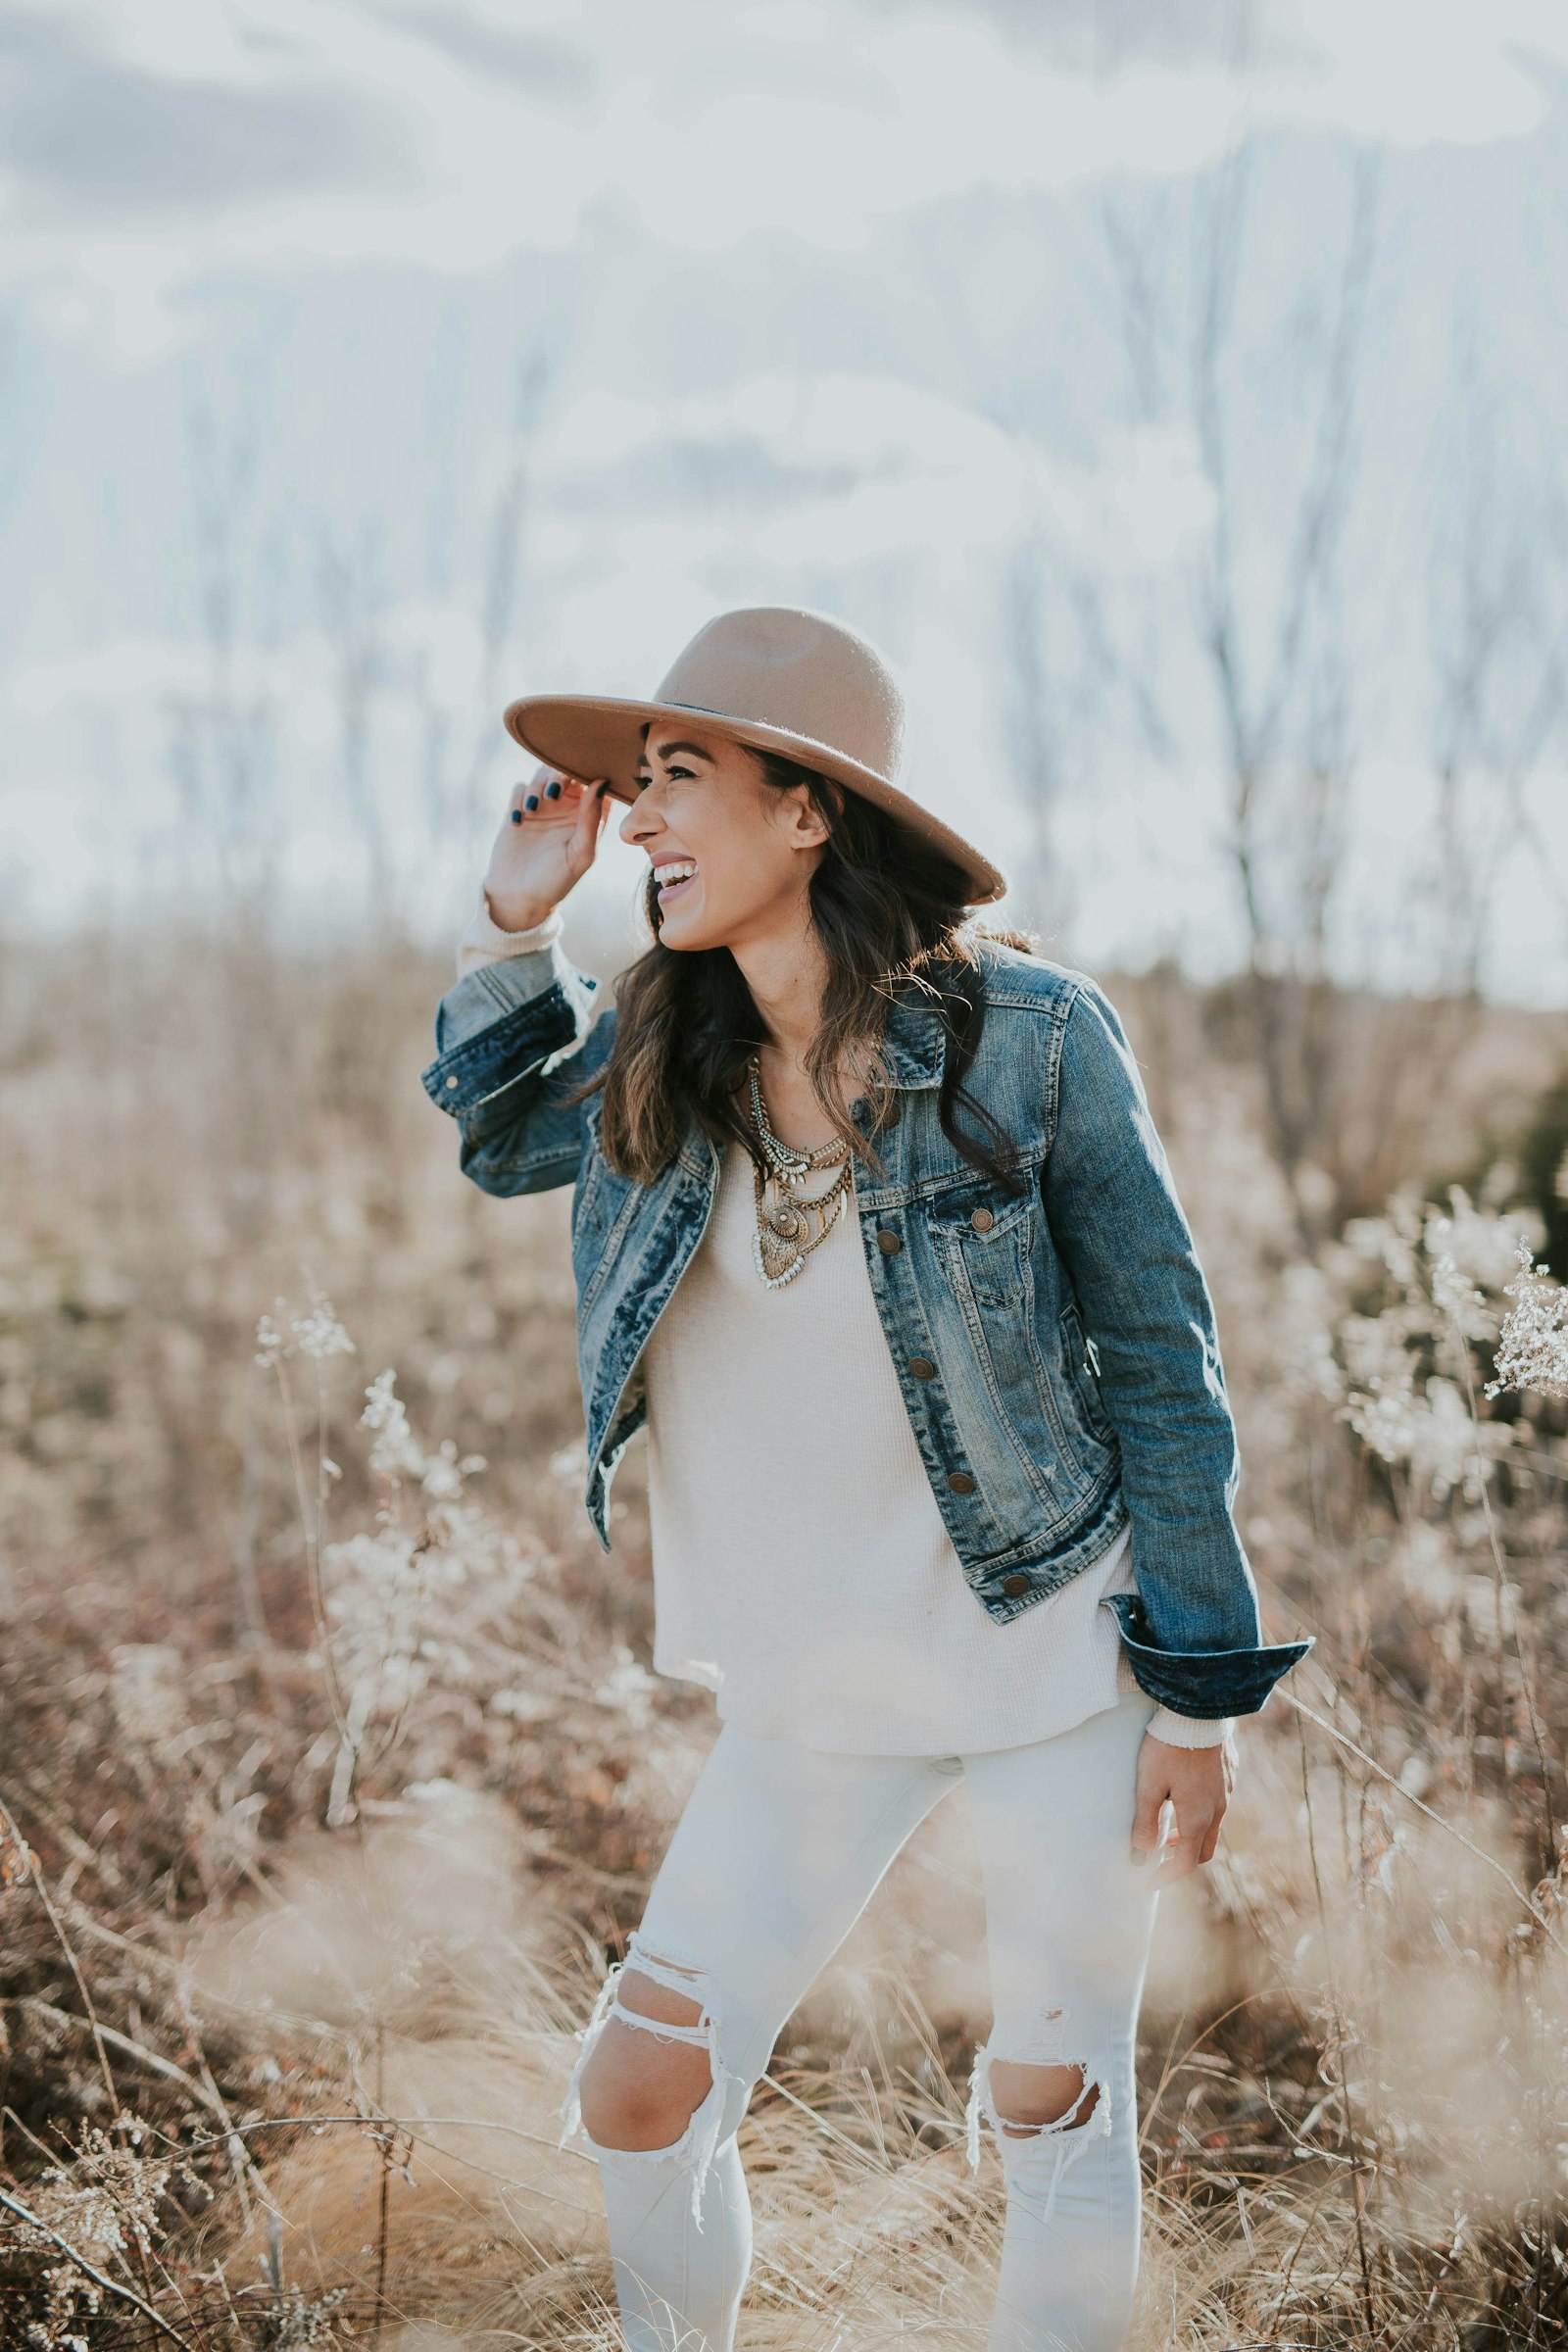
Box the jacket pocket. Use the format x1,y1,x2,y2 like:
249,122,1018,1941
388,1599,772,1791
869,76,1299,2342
1059,1298,1114,1445
924,1179,1079,1516
927,1183,1034,1310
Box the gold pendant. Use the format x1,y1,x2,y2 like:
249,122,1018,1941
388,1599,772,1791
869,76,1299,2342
751,1165,848,1290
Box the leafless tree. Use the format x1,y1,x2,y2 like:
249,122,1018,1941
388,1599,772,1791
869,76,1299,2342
412,336,560,863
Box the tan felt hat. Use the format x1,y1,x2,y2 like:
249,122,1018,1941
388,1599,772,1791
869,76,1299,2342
504,605,1007,906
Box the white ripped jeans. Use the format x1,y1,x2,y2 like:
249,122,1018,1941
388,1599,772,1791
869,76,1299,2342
559,1687,1164,2352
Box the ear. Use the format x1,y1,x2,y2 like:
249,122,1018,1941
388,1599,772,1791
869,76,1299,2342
781,783,834,853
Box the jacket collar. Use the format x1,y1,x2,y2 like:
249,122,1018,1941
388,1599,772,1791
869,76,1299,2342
880,978,949,1092
679,978,949,1177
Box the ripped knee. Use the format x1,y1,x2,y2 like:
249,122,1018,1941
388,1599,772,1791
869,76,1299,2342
576,1945,715,2151
988,2057,1102,2137
559,1931,747,2232
964,2003,1112,2217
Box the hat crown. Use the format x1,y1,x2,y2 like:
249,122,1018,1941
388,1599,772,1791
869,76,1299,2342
654,606,906,784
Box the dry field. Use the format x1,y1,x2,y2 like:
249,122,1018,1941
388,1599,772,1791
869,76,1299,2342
2,923,1568,2349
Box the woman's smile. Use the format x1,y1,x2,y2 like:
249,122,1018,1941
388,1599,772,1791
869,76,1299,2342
654,858,701,907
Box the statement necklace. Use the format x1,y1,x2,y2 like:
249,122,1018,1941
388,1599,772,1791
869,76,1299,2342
744,1053,856,1291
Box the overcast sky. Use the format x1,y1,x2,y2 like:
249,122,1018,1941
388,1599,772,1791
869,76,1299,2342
4,0,1567,1001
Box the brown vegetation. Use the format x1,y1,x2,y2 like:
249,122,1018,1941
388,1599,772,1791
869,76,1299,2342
2,923,1567,2348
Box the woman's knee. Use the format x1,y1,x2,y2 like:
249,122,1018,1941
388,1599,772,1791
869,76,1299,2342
988,2057,1102,2136
577,1967,718,2153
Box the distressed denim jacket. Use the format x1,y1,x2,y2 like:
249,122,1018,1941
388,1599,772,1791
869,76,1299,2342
420,924,1312,1720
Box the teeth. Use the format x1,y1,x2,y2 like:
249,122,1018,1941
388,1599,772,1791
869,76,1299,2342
656,862,698,886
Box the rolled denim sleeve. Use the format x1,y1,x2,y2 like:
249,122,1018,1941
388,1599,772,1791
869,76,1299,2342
419,917,612,1198
1044,978,1312,1718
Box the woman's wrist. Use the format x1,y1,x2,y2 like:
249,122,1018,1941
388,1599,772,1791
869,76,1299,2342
456,891,564,978
482,885,559,935
1146,1705,1235,1749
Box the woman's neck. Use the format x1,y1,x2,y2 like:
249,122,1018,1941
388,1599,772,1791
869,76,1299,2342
727,906,873,1149
728,920,828,1073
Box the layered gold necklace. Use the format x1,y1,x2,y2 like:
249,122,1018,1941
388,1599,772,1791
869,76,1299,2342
744,1052,856,1291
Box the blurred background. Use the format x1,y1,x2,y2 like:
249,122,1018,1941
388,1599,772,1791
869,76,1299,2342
7,0,1568,996
4,5,1568,2347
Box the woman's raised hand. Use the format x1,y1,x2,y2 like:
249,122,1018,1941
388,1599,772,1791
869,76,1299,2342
482,764,614,933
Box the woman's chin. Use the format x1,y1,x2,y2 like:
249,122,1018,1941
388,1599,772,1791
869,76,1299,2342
656,896,714,949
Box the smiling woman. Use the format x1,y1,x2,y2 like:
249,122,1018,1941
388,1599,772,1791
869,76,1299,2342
420,604,1308,2352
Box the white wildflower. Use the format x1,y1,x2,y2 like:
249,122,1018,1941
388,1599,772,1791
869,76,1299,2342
1343,1370,1510,1500
420,1436,466,1501
255,1311,286,1367
362,1368,424,1481
1487,1240,1568,1400
1430,1251,1491,1343
596,1647,657,1729
1425,1188,1539,1295
291,1298,356,1361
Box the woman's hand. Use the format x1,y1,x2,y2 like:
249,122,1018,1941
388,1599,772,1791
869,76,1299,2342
1130,1729,1238,1883
482,763,613,933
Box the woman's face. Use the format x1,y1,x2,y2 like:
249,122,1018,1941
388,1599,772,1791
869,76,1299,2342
618,726,830,953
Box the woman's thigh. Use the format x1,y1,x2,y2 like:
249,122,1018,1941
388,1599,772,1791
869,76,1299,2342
632,1721,960,2090
962,1691,1162,2067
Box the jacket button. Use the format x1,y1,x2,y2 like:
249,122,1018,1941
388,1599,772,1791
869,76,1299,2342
907,1354,936,1379
947,1470,977,1494
876,1229,903,1254
445,1075,460,1090
969,1205,994,1232
1002,1572,1031,1596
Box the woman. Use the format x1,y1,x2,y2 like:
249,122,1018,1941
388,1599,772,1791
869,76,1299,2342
421,606,1311,2352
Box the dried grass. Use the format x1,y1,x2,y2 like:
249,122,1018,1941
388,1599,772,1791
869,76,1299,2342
2,926,1566,2347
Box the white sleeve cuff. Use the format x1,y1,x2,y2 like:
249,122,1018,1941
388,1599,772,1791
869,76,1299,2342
456,892,564,978
1145,1706,1236,1748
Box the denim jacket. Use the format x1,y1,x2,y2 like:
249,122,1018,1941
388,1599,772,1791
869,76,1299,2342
420,925,1312,1720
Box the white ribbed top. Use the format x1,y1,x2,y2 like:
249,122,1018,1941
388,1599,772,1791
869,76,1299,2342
453,902,1232,1755
642,1137,1225,1753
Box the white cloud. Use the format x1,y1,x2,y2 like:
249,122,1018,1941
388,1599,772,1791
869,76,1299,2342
543,374,1215,573
5,0,1565,355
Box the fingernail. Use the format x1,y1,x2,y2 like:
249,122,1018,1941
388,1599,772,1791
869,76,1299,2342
524,794,539,810
511,809,522,825
1130,1851,1147,1867
545,779,563,799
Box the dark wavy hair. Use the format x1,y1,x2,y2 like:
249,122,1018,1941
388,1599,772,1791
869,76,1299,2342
557,747,1037,1194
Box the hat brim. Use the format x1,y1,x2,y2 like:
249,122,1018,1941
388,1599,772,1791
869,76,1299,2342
504,692,1008,907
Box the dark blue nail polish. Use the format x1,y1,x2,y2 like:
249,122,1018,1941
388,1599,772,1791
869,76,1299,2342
524,794,539,810
511,809,522,824
545,779,563,800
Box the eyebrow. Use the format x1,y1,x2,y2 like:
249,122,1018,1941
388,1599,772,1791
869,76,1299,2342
635,736,717,769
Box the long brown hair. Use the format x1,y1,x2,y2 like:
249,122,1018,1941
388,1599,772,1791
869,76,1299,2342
558,748,1038,1194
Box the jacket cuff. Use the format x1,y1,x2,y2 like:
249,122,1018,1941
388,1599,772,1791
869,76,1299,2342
420,979,584,1118
1146,1706,1235,1748
1101,1591,1312,1718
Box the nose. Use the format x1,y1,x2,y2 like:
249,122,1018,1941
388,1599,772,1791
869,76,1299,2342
620,786,662,849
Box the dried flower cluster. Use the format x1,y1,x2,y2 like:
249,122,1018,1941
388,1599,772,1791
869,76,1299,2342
1322,1190,1536,1500
1486,1239,1568,1402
